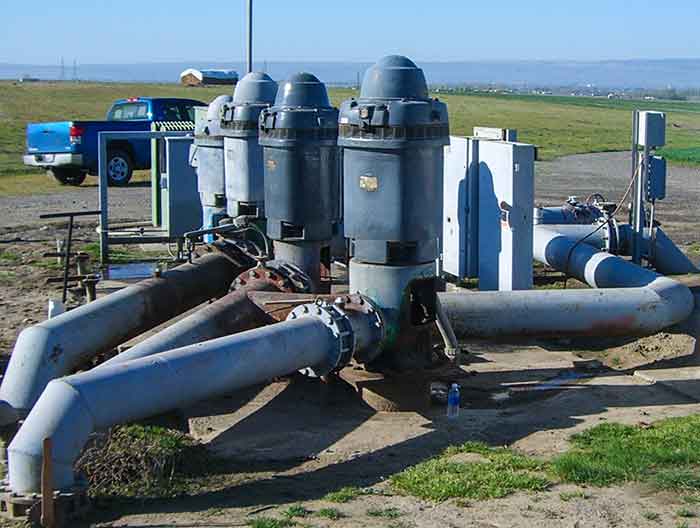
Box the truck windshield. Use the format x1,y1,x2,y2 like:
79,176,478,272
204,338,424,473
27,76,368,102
108,102,149,121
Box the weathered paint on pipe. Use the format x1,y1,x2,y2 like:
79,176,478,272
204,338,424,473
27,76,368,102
99,278,280,367
440,226,694,338
440,283,691,338
0,252,243,425
8,317,337,493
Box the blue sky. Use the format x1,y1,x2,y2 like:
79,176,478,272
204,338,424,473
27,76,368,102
1,0,698,64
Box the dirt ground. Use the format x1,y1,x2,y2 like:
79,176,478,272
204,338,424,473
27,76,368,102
0,152,699,527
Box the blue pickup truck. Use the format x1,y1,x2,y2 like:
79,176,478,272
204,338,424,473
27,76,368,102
23,97,205,186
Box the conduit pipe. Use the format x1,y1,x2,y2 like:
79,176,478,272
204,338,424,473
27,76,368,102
0,252,246,425
439,226,695,338
541,223,697,275
8,318,336,493
537,203,698,276
98,267,286,367
8,296,384,494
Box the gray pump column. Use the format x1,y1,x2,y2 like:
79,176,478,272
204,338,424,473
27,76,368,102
338,55,450,368
259,73,340,292
223,72,278,219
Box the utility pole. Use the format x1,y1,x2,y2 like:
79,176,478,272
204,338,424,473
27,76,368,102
72,59,77,81
60,57,65,81
246,0,253,74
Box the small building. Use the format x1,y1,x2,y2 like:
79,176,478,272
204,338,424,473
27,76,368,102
180,68,239,86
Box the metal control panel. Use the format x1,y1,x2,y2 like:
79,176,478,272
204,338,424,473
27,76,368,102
443,136,535,290
160,136,202,237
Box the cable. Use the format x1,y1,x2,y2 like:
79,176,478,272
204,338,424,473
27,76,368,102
561,162,641,288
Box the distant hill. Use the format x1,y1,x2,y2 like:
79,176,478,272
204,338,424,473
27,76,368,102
1,59,699,89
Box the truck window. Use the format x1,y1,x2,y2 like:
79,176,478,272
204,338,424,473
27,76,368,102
159,102,185,122
178,103,197,122
109,102,149,121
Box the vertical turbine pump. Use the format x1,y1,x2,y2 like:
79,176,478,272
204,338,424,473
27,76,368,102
338,55,450,368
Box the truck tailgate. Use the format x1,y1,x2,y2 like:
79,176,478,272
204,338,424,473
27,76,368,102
26,122,74,153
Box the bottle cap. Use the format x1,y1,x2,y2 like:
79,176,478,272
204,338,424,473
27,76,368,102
451,383,459,389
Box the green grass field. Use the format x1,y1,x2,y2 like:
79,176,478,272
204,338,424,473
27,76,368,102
1,81,698,196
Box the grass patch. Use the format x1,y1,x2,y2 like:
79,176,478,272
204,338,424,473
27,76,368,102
654,468,700,492
390,441,550,501
642,511,660,521
2,82,700,198
247,518,296,528
686,243,700,255
322,486,363,503
0,249,21,264
282,505,310,519
392,416,700,503
367,507,402,519
0,270,16,283
658,147,700,166
32,257,62,271
82,241,164,264
76,424,211,497
551,417,700,489
316,508,344,520
682,494,700,504
677,508,697,518
559,490,590,501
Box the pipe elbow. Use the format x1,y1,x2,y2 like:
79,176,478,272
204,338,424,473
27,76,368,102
8,379,94,494
649,277,696,327
0,324,61,422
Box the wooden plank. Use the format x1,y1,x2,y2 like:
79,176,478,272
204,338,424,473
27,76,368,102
41,438,54,528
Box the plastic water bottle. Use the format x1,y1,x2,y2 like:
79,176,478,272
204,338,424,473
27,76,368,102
447,383,460,419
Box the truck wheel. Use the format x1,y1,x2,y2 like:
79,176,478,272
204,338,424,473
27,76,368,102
47,168,87,186
106,149,133,186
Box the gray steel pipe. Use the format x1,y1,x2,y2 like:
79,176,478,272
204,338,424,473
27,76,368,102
8,317,337,493
646,227,699,275
99,280,279,367
539,223,697,276
440,226,694,338
0,253,243,425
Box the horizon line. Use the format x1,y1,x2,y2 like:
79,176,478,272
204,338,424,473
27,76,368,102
2,57,700,67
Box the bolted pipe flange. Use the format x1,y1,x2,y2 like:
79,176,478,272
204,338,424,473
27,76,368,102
287,300,355,377
286,294,385,376
232,263,296,293
263,260,313,293
332,294,385,364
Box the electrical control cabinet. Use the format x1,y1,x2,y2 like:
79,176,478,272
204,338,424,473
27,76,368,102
646,155,667,202
442,136,535,290
160,136,202,238
442,136,479,279
638,111,666,147
477,141,535,291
